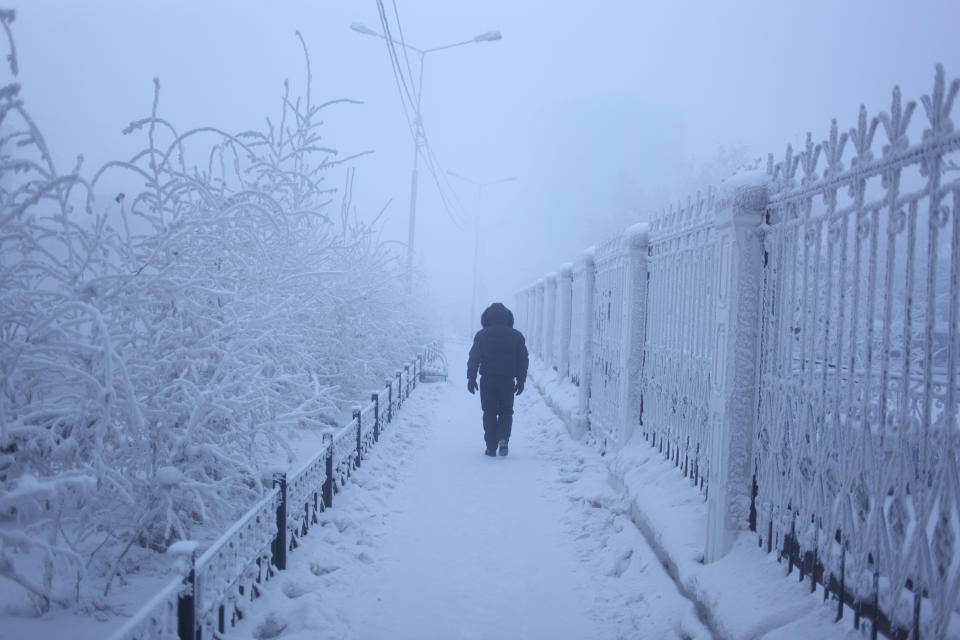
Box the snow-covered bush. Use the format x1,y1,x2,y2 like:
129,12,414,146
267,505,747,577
0,19,434,614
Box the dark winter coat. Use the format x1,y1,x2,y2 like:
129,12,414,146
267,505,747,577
467,303,529,381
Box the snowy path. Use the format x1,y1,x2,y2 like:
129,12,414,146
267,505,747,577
228,344,708,640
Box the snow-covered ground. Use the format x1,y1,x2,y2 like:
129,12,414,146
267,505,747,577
1,341,876,640
224,342,708,640
218,341,881,640
530,364,873,640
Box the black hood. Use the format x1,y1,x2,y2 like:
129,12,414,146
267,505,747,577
480,302,514,328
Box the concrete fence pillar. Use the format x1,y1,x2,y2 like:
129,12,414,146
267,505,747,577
515,290,523,334
555,263,573,379
518,289,528,333
526,286,535,345
534,279,545,358
617,224,649,447
526,287,534,333
543,273,557,368
705,176,767,562
577,249,596,422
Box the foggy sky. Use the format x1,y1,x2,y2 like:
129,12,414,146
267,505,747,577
14,0,960,334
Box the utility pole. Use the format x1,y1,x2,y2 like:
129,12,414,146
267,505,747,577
351,22,502,290
448,172,517,335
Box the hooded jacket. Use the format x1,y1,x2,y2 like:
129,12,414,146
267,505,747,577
467,302,529,381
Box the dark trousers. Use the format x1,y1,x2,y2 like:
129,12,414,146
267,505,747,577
479,374,515,450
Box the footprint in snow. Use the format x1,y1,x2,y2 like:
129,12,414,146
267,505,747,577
309,562,339,576
281,579,312,598
605,547,634,578
253,612,287,639
327,518,354,534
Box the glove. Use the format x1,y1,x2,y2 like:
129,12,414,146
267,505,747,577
515,380,524,395
467,379,478,394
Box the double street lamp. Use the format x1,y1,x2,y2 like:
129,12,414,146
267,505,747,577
350,21,502,288
448,171,517,335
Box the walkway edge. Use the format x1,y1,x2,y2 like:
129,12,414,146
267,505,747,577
529,363,858,640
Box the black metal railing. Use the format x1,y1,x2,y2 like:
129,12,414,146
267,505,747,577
108,345,434,640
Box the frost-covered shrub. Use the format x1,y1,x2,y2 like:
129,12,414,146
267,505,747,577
0,20,434,613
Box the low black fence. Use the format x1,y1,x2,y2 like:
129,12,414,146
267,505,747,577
108,346,435,640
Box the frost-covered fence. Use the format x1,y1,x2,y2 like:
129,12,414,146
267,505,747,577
519,65,960,639
515,285,534,345
586,235,627,449
542,273,557,368
553,264,573,379
753,67,960,639
517,283,542,361
107,349,429,640
586,225,647,451
533,279,546,358
569,250,595,420
642,193,718,494
514,287,525,335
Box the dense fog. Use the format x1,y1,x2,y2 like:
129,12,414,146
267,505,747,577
3,4,960,633
16,0,959,336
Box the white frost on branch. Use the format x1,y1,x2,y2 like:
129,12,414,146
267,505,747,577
0,24,435,614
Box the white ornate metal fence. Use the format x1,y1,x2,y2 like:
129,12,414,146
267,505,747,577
568,255,591,389
518,65,960,639
643,193,718,492
107,347,433,640
553,264,573,378
543,273,557,368
570,250,595,419
587,228,647,451
534,279,545,359
588,234,630,450
755,66,960,639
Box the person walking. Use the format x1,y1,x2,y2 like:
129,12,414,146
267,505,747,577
466,302,529,457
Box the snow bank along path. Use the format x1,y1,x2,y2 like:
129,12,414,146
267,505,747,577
225,343,708,640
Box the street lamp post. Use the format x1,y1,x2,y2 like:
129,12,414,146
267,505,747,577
448,171,517,335
350,22,502,289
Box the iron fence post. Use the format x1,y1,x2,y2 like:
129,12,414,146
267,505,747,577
372,392,380,442
322,433,333,508
177,552,197,640
385,381,393,423
354,408,362,468
837,537,845,622
694,442,700,488
913,583,921,640
272,472,287,570
303,496,310,536
787,517,796,576
811,536,819,594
